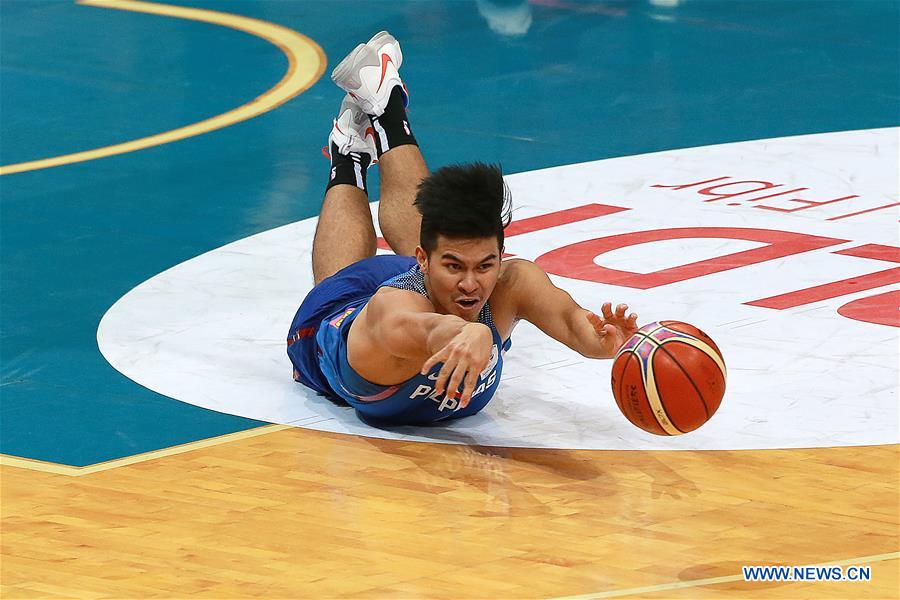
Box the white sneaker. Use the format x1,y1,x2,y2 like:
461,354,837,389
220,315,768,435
331,32,408,117
328,94,377,158
366,31,403,71
366,31,409,107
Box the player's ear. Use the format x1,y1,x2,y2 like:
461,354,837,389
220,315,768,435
415,246,429,273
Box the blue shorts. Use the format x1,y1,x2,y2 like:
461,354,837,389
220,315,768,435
286,255,417,399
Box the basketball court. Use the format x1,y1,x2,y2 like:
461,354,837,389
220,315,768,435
2,0,898,597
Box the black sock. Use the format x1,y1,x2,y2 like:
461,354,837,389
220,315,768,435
325,142,372,193
368,86,417,157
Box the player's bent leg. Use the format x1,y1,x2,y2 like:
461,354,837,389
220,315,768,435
377,144,427,257
331,32,426,257
313,96,379,284
312,184,376,284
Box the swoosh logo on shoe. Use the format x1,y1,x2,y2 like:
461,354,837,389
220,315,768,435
377,53,393,92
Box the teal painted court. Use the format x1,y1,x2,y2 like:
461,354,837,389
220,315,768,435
1,0,898,466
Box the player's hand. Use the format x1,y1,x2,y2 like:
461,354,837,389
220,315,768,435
421,323,493,409
586,302,639,358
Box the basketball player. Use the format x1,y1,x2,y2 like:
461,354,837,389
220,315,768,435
287,32,638,424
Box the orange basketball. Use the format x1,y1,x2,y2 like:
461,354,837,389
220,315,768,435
611,321,726,435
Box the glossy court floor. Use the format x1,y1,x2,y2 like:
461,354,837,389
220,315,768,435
1,0,898,598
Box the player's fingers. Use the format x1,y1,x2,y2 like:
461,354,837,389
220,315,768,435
589,312,608,336
601,302,613,319
628,312,638,324
615,303,628,318
433,356,457,394
459,367,481,408
421,348,446,375
445,363,467,404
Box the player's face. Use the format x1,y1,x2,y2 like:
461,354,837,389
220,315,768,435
416,235,502,321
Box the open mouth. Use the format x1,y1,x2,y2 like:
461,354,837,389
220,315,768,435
456,299,479,310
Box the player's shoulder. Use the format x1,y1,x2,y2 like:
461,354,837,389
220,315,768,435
500,257,540,272
489,259,546,333
367,285,434,317
492,258,544,309
497,258,545,291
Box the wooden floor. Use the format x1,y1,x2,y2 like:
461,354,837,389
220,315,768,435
2,428,897,598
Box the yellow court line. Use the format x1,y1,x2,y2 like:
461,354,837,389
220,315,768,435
0,424,291,476
552,552,900,599
0,0,325,176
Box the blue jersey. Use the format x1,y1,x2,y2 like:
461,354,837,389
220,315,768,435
286,255,511,425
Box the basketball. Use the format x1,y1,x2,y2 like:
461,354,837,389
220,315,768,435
611,321,726,435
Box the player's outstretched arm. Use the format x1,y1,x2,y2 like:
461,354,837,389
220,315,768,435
507,259,638,359
360,289,494,407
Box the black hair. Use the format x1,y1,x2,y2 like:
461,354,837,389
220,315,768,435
413,162,512,255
